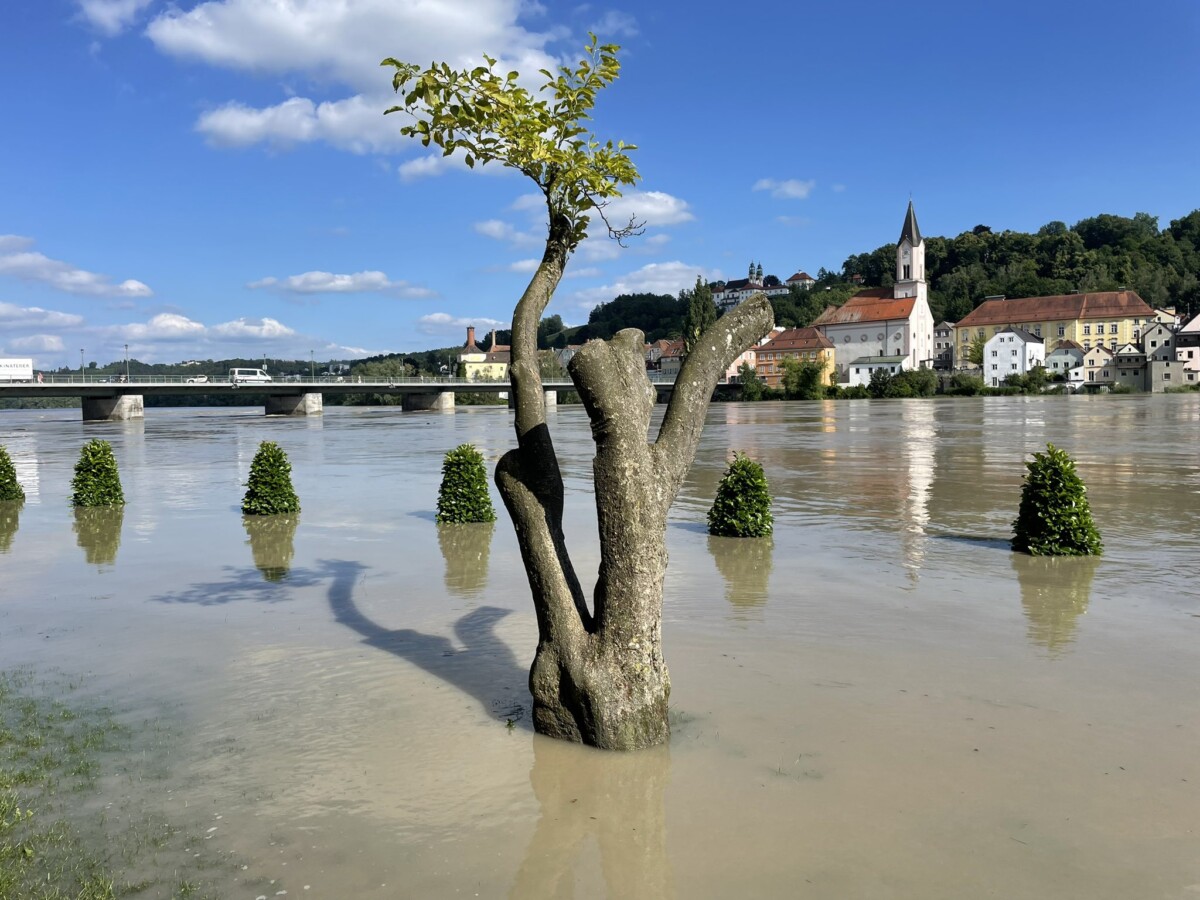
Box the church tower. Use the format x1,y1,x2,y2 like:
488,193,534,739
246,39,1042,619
894,200,927,304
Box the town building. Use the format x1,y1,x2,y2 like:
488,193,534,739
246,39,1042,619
983,327,1044,387
1080,345,1114,386
712,262,791,312
933,321,956,369
722,328,785,383
458,326,510,381
812,201,935,380
954,290,1155,362
753,327,836,388
848,355,908,387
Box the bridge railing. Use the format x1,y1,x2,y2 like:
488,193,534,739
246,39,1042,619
26,372,679,387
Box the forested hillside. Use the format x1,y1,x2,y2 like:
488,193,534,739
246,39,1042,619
841,210,1200,322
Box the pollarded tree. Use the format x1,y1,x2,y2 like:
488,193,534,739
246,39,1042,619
384,38,773,750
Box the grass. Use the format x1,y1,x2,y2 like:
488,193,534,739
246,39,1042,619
0,671,228,900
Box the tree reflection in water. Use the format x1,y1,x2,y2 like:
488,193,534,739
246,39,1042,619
1012,554,1101,655
0,500,21,553
437,522,495,598
511,736,675,898
242,514,299,583
707,535,773,615
73,506,124,566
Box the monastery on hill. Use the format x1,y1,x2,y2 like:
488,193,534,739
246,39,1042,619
813,201,935,383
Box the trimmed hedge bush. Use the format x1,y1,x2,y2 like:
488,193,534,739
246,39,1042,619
0,445,24,502
436,444,496,524
707,453,773,538
70,440,125,508
1012,443,1102,556
242,441,301,515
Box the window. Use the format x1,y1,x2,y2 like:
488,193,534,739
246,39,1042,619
991,364,998,371
860,334,868,341
1057,324,1065,337
1034,326,1042,337
902,264,911,279
1110,324,1118,334
1083,325,1091,335
844,336,851,343
1150,340,1158,348
1011,363,1018,370
1109,339,1117,350
1011,349,1018,357
1084,341,1091,351
991,350,998,357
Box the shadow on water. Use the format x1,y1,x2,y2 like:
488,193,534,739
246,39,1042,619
73,507,125,566
511,736,675,898
242,514,299,583
932,532,1012,551
0,500,21,553
324,559,531,728
707,535,773,615
1012,554,1101,655
154,565,324,605
437,522,494,598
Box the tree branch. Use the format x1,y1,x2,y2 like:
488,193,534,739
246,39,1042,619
653,294,774,490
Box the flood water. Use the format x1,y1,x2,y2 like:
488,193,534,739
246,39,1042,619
2,396,1199,898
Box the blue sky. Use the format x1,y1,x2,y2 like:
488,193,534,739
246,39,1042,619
2,0,1198,369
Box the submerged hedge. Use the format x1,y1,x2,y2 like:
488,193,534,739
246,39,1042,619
1012,443,1102,556
436,444,495,524
70,440,124,508
242,441,300,515
707,453,773,538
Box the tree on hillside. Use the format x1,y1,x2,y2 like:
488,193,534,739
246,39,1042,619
681,276,717,354
384,38,773,750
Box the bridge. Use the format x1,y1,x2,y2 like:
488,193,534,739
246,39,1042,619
0,373,680,421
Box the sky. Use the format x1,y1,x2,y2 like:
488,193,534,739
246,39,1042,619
2,0,1198,370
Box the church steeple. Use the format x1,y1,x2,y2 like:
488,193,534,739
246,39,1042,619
894,200,927,303
899,200,922,246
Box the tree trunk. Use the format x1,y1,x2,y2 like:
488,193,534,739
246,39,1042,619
496,230,773,749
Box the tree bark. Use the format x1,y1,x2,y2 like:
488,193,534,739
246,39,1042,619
496,247,773,749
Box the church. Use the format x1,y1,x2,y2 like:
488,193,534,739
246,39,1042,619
812,201,935,383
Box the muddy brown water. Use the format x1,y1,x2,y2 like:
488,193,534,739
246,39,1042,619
1,396,1198,898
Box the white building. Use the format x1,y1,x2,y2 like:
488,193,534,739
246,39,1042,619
812,201,935,380
983,327,1044,386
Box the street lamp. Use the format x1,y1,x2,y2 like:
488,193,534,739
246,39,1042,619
80,349,85,380
310,350,315,380
124,344,129,382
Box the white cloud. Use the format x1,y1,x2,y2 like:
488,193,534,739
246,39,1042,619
77,0,155,35
831,183,846,193
398,155,453,181
0,235,152,298
565,260,718,311
0,301,85,328
416,312,507,336
118,313,207,341
10,334,66,353
590,10,638,37
601,190,693,228
210,317,296,340
564,266,601,279
507,259,541,273
473,219,542,247
197,94,406,153
248,270,435,298
753,178,816,200
146,0,561,153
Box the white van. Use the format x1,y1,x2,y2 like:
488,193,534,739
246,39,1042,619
229,368,272,385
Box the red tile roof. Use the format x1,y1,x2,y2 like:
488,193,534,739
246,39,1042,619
956,291,1152,328
759,326,835,353
811,289,917,326
787,272,815,282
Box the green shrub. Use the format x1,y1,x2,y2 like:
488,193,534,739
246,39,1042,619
70,440,124,508
707,453,773,538
242,441,300,515
1011,443,1102,556
436,444,496,524
0,445,24,502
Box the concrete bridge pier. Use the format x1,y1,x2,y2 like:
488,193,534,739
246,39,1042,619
82,394,144,422
543,389,557,408
403,391,455,412
265,392,324,416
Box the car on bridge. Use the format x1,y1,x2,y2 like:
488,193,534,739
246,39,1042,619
228,368,272,385
186,374,209,383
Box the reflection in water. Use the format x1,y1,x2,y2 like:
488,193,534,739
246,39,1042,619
243,514,299,582
900,402,936,586
511,737,674,899
0,500,22,553
708,535,773,613
73,507,125,566
437,522,495,598
1012,554,1101,654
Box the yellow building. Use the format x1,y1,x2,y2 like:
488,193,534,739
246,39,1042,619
955,290,1155,363
754,327,836,388
458,326,510,381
